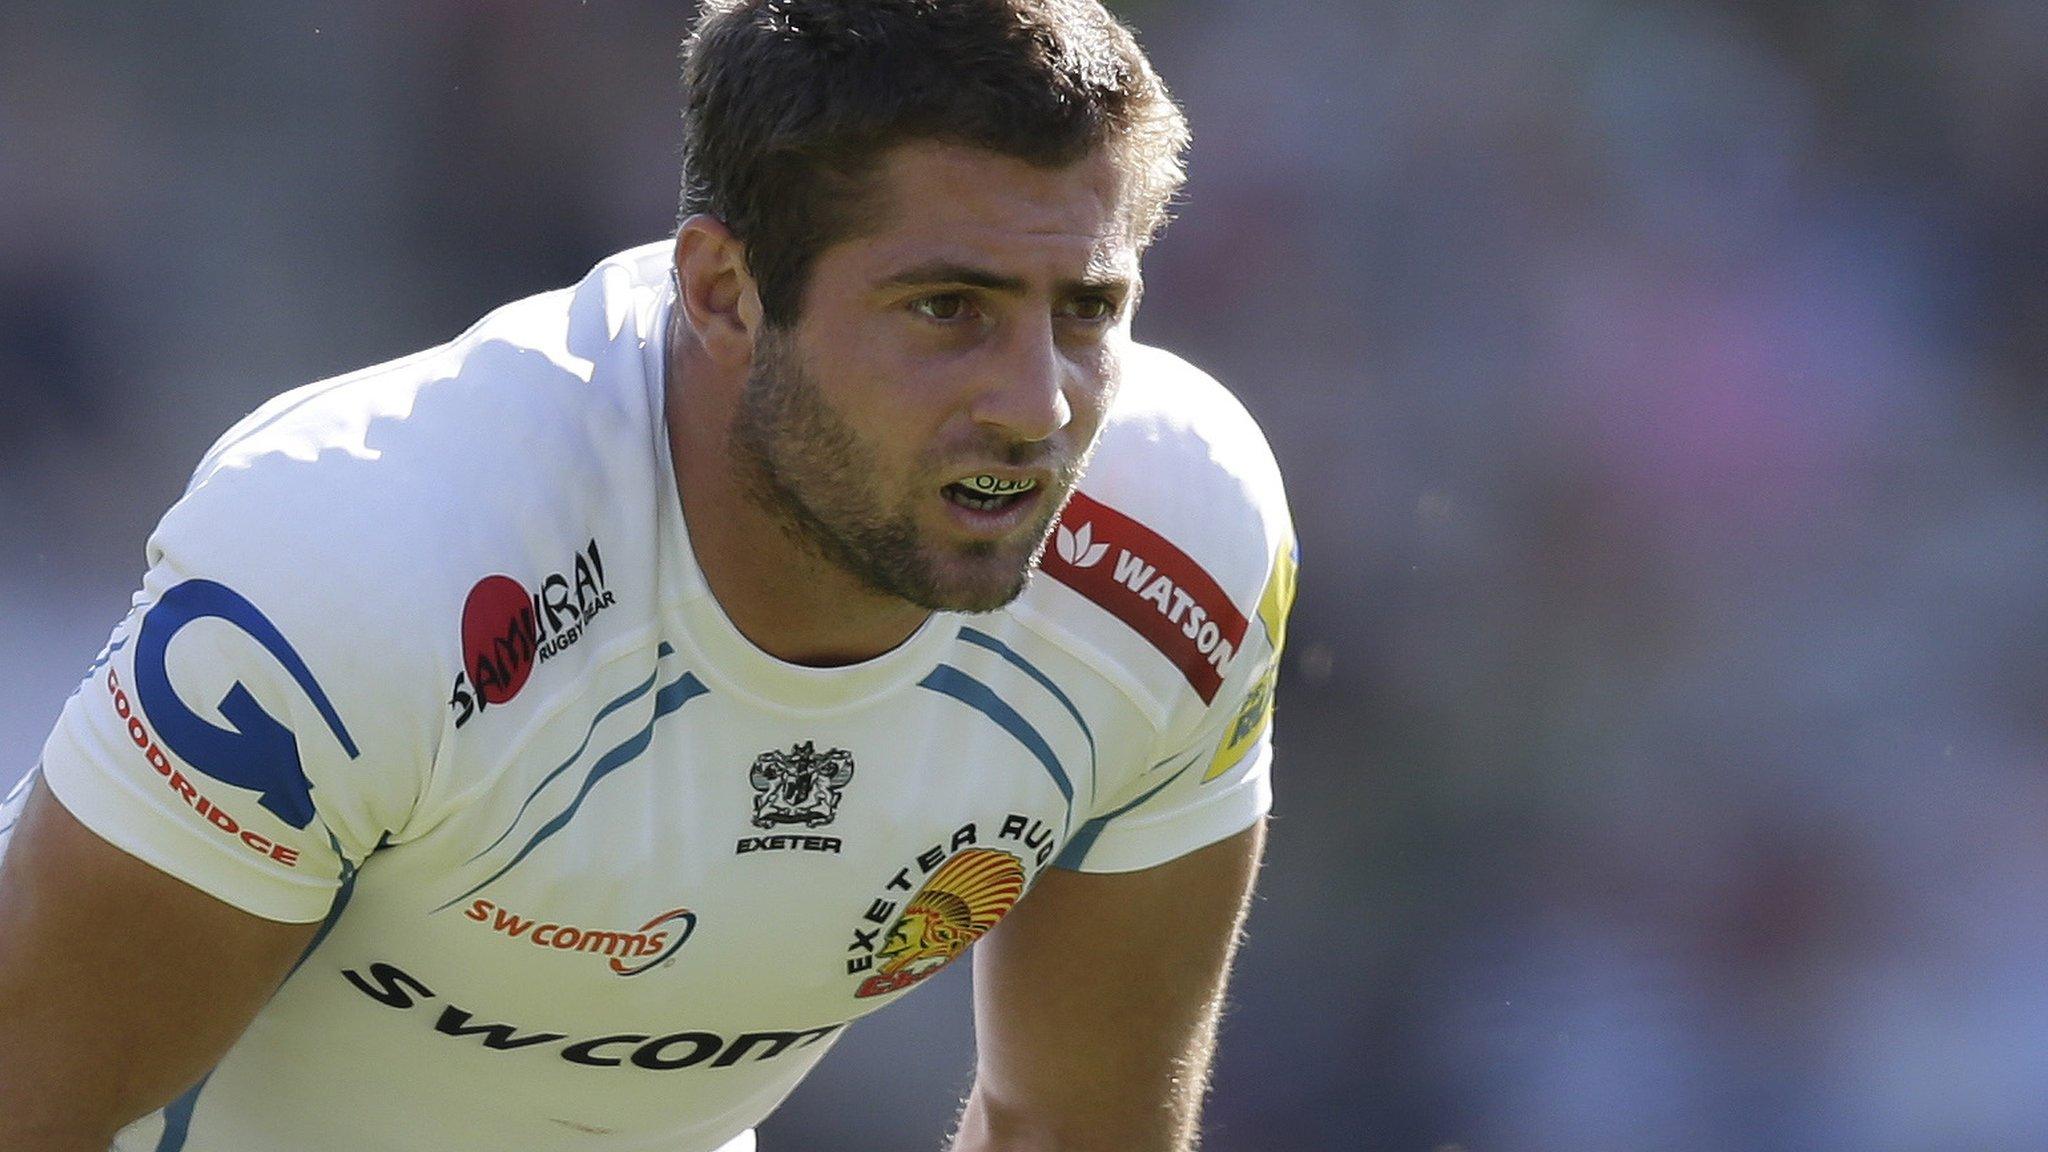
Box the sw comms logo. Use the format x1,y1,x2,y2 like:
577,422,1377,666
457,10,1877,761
342,960,841,1071
450,538,615,728
462,900,697,977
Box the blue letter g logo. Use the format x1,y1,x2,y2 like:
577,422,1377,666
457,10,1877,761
133,580,360,830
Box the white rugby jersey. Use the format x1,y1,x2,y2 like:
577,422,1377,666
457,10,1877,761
4,241,1296,1152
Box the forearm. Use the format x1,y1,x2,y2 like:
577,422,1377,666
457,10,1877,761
952,826,1262,1152
947,1076,1202,1152
948,1084,1040,1152
0,1117,120,1152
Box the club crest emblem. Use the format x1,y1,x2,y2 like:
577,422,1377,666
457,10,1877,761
749,741,856,829
856,848,1026,998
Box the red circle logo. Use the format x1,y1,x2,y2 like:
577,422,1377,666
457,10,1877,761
461,575,536,705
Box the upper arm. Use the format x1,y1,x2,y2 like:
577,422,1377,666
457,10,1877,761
0,777,319,1147
959,819,1265,1151
0,476,396,1145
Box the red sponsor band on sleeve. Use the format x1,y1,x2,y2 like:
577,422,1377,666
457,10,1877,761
1041,490,1249,703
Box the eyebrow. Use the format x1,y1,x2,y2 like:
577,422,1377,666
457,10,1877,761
875,260,1132,298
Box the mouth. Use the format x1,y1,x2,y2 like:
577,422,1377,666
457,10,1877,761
941,473,1040,514
936,471,1052,540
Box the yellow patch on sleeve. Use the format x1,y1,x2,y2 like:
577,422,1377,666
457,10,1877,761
1205,537,1299,781
1256,534,1299,651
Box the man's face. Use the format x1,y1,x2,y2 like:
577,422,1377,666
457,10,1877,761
730,141,1139,614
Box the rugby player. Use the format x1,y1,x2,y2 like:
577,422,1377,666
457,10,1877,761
0,2,1296,1149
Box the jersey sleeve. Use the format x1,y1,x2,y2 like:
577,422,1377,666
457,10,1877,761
1055,533,1298,874
37,451,436,923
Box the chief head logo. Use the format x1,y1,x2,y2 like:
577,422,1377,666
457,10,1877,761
132,579,359,830
749,741,856,829
856,848,1025,998
1054,521,1109,569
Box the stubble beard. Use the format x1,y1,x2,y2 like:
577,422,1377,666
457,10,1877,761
729,332,1077,614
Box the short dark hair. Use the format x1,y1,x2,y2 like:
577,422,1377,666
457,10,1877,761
679,0,1189,327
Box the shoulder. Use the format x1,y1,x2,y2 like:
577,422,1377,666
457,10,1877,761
1013,342,1294,727
192,240,674,510
1081,342,1291,571
165,242,674,597
143,243,677,716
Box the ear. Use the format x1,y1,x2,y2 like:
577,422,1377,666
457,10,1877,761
674,215,765,367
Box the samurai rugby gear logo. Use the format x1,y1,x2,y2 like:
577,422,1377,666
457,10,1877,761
845,813,1052,997
749,742,855,829
450,538,616,728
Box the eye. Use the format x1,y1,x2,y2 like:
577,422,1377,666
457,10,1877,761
910,293,974,322
1064,295,1119,323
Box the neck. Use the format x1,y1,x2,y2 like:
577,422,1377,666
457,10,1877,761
666,327,932,667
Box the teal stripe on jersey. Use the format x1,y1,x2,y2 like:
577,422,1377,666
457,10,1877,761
291,830,366,977
1053,751,1201,870
443,671,708,909
154,1076,208,1152
156,832,362,1152
65,636,130,710
84,636,128,677
918,664,1074,838
0,762,38,839
463,653,670,867
956,627,1097,808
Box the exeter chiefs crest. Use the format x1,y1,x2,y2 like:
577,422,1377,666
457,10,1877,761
856,848,1026,998
749,741,855,829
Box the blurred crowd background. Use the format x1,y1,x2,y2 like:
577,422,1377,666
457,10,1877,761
4,1,2045,1148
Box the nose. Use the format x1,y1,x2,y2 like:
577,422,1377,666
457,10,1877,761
968,316,1072,442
